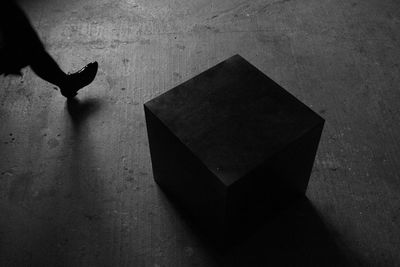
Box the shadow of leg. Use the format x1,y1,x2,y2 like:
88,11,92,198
66,97,102,125
45,97,114,266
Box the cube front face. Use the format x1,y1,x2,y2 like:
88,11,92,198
144,54,324,233
144,105,228,228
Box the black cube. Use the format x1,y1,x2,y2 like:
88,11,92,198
144,55,324,235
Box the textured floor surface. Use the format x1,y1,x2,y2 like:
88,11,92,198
0,0,400,266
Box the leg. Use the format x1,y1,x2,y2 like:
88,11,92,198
2,1,98,98
30,50,98,98
29,49,67,88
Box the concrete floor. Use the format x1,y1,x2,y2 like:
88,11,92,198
1,0,400,266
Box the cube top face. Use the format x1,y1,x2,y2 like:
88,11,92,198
145,55,324,187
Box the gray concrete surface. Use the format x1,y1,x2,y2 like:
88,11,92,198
0,0,399,266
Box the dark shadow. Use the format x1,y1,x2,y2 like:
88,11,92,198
57,96,112,266
66,97,102,126
214,197,352,266
157,187,356,266
26,96,110,266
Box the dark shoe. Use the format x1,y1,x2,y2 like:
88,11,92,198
60,62,98,98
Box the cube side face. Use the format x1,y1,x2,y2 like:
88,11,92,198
266,120,325,195
144,105,227,228
226,121,324,228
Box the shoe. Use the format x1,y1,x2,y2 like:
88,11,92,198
60,62,98,98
